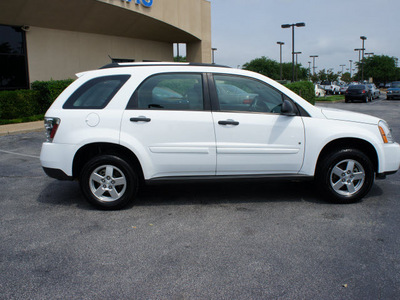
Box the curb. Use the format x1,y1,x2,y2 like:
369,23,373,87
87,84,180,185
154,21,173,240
0,121,44,137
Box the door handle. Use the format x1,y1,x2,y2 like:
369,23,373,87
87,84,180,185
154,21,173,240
130,117,151,122
218,120,239,126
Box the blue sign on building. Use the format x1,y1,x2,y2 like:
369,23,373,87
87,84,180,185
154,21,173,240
121,0,153,7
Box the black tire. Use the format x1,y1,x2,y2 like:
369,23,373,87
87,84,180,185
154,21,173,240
79,155,138,210
316,149,374,204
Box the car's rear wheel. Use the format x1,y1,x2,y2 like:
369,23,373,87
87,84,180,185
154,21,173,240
317,149,374,204
79,155,138,210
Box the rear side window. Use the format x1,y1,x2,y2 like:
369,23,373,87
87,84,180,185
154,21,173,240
63,75,130,109
127,73,204,111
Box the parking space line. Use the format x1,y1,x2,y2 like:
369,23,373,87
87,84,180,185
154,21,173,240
0,149,40,159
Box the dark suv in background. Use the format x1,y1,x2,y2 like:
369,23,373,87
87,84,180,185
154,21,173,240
345,84,372,103
386,81,400,100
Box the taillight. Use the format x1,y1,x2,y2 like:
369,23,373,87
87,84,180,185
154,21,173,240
362,90,366,94
44,117,60,142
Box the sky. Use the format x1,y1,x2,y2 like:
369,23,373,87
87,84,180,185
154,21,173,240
209,0,400,73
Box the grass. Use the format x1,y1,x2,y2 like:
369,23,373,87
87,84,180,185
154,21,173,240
316,95,344,102
0,114,44,125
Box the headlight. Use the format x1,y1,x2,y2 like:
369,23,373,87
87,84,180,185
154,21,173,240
387,90,392,94
378,120,394,143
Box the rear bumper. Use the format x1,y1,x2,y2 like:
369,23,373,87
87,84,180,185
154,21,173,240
43,167,73,180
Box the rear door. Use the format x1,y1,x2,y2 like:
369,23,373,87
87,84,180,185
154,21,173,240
120,72,216,179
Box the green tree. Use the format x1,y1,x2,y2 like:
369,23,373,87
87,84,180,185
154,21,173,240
243,56,308,81
174,56,187,62
340,72,352,83
355,55,399,84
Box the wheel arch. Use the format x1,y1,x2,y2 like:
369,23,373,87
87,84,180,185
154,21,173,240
316,138,378,174
72,143,144,182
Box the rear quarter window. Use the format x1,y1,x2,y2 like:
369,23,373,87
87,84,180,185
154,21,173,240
63,75,130,109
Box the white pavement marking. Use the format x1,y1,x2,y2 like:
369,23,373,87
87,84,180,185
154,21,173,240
0,149,40,159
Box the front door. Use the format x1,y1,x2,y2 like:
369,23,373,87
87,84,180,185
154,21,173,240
211,74,305,175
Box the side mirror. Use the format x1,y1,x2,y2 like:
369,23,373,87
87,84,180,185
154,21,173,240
281,99,297,116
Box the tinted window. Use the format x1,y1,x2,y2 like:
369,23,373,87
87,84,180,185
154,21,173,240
214,75,283,113
0,25,29,90
348,85,366,90
129,73,204,111
63,75,130,109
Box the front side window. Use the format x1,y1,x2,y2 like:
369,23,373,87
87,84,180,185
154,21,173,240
130,73,204,111
63,75,130,109
214,75,283,113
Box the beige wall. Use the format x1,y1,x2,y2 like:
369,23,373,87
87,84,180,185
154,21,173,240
99,0,212,63
26,27,172,82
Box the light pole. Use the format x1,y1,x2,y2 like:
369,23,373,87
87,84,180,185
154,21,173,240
349,60,353,78
310,55,318,76
277,41,285,80
360,36,367,81
211,48,217,64
340,64,345,74
281,22,306,82
354,48,362,63
176,43,180,62
294,51,301,81
308,61,311,80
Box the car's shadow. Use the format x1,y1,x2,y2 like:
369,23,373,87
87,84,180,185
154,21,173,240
37,178,384,210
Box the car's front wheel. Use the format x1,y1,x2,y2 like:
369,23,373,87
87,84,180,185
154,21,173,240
317,149,374,204
79,155,138,209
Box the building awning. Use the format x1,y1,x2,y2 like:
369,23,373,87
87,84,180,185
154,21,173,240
0,0,200,42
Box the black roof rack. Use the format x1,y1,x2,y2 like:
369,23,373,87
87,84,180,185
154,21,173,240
99,62,231,69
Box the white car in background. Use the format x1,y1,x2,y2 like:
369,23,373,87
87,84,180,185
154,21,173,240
321,81,341,95
314,84,326,97
40,62,400,209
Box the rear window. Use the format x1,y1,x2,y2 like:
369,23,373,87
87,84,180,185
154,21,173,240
63,75,130,109
348,85,365,90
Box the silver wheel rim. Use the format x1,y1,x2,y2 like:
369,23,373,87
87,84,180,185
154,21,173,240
89,165,127,202
330,159,365,197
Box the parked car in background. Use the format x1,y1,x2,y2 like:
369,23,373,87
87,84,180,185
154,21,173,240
367,83,380,99
339,84,349,95
314,84,326,97
345,84,372,103
386,81,400,100
320,81,341,95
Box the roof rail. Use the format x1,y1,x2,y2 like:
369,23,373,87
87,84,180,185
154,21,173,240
100,62,230,69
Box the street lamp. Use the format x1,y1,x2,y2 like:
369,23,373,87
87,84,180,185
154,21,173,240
294,51,301,81
349,60,353,78
340,64,345,74
365,52,374,57
277,41,285,80
360,36,367,81
354,48,363,63
310,55,318,76
281,22,306,82
211,48,217,64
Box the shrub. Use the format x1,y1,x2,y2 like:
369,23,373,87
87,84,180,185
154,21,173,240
0,90,40,120
285,81,315,105
31,79,74,111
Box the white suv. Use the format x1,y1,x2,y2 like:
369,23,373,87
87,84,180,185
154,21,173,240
40,63,400,209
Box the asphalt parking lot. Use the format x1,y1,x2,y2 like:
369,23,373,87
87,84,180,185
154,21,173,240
1,97,400,299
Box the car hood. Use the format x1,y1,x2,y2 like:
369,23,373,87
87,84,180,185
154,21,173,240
387,87,400,91
320,107,379,125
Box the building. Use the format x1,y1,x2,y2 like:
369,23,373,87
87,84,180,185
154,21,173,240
0,0,212,90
